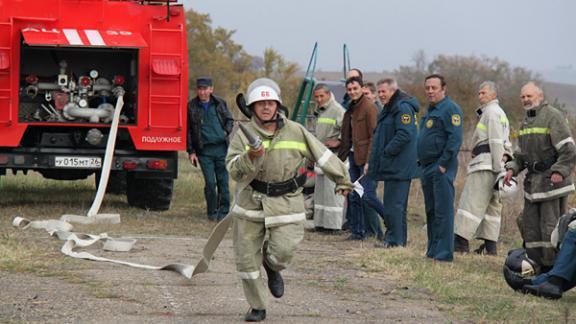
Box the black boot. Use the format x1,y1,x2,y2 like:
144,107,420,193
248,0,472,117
263,260,284,298
245,308,266,322
454,235,469,253
523,278,563,300
475,240,497,255
484,240,497,255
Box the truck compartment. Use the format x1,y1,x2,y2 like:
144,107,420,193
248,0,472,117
18,44,138,125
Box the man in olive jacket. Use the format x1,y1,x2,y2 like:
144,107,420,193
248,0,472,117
504,82,576,269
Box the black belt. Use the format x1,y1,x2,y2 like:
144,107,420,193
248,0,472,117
471,144,490,158
524,158,556,173
250,173,307,197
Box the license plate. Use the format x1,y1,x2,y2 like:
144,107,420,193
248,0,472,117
54,156,102,168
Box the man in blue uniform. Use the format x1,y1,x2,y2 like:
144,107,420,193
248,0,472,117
417,74,463,261
367,78,420,247
187,77,234,221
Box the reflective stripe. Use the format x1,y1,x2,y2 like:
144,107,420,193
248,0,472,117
85,30,105,46
63,29,83,45
314,205,343,212
317,149,332,167
555,137,575,150
484,214,501,223
244,140,306,152
272,141,307,151
476,123,487,131
488,138,504,144
317,117,337,125
458,209,482,223
238,270,260,280
518,127,550,136
265,213,306,226
226,154,241,170
232,205,266,219
500,115,509,125
526,241,554,249
525,184,576,200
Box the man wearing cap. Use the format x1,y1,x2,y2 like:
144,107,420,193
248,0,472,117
187,77,234,221
227,78,352,321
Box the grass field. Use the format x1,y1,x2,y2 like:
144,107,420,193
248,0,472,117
1,152,575,322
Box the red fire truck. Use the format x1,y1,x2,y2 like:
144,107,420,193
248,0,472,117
0,0,188,210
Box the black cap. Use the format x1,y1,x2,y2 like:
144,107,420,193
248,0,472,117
196,77,213,87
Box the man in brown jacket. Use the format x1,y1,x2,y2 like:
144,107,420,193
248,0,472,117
338,76,380,240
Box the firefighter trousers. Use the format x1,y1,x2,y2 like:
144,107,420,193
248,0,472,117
233,217,304,310
454,171,502,242
518,196,567,268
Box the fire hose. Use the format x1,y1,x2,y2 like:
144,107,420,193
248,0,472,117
12,103,261,279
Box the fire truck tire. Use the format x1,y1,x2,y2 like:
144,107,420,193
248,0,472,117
126,174,173,211
95,171,127,195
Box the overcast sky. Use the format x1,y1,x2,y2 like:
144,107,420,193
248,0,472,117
183,0,576,81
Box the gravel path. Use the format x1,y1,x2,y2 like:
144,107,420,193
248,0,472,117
0,232,451,323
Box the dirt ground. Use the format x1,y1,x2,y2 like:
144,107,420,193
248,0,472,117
0,226,453,323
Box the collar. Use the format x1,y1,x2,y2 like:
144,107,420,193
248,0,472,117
525,101,546,117
476,99,499,116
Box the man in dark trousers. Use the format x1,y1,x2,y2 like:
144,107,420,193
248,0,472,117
187,77,233,221
417,74,463,261
367,78,420,248
338,76,380,240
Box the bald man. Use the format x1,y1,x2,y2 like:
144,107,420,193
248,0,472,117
504,82,576,270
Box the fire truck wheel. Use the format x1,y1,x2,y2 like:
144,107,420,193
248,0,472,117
126,174,173,211
95,171,127,195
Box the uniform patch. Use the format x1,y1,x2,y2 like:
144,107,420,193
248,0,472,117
425,119,434,128
451,114,461,126
401,114,411,125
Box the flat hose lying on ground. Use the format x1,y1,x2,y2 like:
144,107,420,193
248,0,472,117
12,114,260,279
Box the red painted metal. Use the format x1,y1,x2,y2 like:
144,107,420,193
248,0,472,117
0,0,189,151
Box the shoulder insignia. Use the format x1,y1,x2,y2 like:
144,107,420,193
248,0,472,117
451,114,461,126
401,114,411,125
425,119,434,128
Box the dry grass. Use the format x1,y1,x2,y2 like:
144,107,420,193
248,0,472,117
0,152,214,276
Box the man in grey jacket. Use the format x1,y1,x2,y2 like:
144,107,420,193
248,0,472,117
454,81,512,255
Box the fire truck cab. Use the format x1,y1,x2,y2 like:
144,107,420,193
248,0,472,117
0,0,188,210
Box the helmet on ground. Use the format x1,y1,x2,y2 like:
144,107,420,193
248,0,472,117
495,172,519,199
502,248,540,291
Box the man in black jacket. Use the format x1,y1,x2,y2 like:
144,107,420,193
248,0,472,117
187,77,233,221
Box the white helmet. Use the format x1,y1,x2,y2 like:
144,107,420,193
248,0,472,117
247,77,281,96
495,172,519,199
246,85,282,106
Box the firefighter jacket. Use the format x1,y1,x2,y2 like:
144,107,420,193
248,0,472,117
467,99,513,174
506,102,576,202
187,95,234,154
367,90,420,181
417,96,463,171
313,93,345,144
226,116,353,227
338,94,378,165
